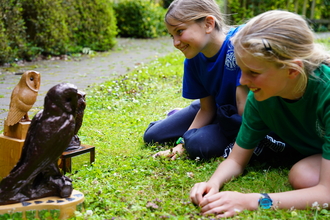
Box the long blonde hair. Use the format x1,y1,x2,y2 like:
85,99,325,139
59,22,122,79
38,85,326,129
231,10,330,94
165,0,229,33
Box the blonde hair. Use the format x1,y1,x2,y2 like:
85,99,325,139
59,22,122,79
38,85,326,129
231,10,330,94
165,0,229,33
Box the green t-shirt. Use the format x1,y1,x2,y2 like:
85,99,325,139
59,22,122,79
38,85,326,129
236,64,330,159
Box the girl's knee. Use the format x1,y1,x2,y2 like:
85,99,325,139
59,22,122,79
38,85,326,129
184,129,228,160
288,155,321,189
288,167,316,189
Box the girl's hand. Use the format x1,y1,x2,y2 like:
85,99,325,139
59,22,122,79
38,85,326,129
200,191,259,218
152,144,185,160
190,181,219,206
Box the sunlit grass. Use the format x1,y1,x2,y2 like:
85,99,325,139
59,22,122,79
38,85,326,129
68,38,330,219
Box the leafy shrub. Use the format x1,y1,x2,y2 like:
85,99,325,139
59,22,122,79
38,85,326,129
66,0,117,52
162,0,174,8
0,20,12,65
22,0,70,56
114,0,167,38
0,0,28,64
227,0,330,31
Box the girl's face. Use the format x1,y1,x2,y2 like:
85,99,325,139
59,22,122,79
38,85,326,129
166,17,211,59
235,47,298,101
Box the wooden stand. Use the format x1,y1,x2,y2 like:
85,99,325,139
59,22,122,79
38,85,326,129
0,122,30,179
0,121,88,219
3,121,30,139
59,145,95,174
0,189,84,219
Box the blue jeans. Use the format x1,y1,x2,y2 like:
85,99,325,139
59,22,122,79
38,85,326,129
143,100,241,160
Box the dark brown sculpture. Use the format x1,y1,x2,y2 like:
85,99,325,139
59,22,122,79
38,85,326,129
66,90,86,151
5,71,41,126
0,83,78,205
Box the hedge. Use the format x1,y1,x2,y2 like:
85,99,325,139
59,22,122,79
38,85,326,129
114,0,167,38
0,0,117,64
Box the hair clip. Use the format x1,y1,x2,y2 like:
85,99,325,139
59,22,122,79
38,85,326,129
262,39,272,51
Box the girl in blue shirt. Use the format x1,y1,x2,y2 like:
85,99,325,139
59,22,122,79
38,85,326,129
143,0,248,160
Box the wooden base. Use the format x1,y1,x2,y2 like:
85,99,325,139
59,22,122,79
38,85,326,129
3,121,30,140
0,135,25,179
0,189,84,219
0,121,30,179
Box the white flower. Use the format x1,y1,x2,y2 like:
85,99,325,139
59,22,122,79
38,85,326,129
312,201,320,210
323,203,329,209
195,157,200,161
186,172,194,178
234,208,241,213
86,210,93,216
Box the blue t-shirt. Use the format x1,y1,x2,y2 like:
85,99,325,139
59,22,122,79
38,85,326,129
182,26,242,108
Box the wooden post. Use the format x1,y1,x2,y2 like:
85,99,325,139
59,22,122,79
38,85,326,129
0,122,30,179
310,0,316,19
302,0,307,16
294,0,299,13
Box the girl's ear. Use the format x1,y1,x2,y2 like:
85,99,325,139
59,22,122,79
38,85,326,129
288,60,303,79
205,15,216,34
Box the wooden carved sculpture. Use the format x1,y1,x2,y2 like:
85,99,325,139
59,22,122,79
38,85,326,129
0,83,78,205
5,71,41,126
66,90,86,151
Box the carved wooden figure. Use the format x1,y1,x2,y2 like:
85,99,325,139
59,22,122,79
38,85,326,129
5,71,41,126
0,83,78,205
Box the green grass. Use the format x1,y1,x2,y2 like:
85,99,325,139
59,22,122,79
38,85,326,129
68,38,330,220
1,38,330,219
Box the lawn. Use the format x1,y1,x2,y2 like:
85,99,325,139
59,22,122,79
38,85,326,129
1,37,329,219
68,37,330,220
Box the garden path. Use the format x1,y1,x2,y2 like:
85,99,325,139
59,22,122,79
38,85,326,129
0,37,176,128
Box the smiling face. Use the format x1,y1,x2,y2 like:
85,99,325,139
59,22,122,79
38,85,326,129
166,17,211,59
235,47,301,101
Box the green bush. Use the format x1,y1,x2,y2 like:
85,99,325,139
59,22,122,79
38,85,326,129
227,0,330,31
22,0,70,56
114,0,167,38
66,0,117,52
162,0,174,8
0,21,12,65
0,0,118,63
0,0,28,64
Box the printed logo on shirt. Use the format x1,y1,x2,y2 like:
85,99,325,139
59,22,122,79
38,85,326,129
225,43,237,71
316,119,325,138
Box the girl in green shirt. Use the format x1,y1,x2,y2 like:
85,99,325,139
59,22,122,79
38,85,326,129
190,10,330,218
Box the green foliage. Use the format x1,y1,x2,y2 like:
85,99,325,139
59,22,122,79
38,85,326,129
66,0,117,52
0,19,12,65
162,0,174,8
114,0,167,38
0,0,117,64
22,0,70,56
0,0,28,64
227,0,330,30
